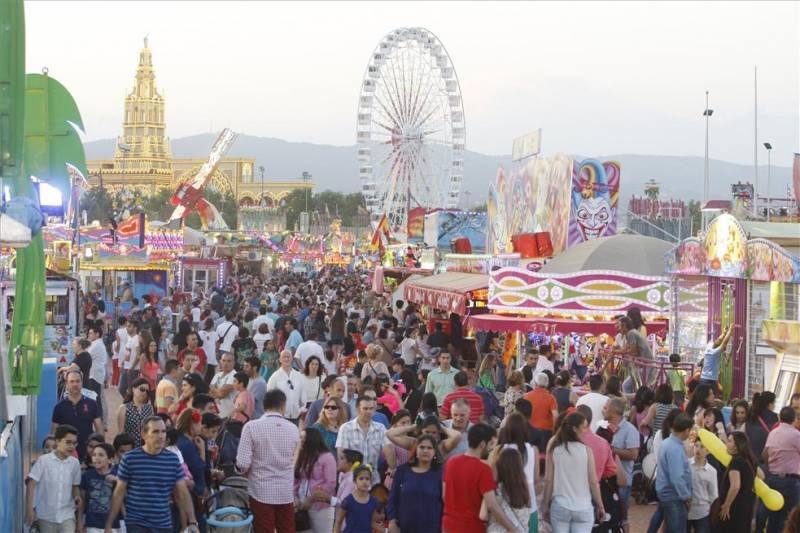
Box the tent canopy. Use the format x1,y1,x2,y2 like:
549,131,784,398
541,234,672,277
403,272,487,315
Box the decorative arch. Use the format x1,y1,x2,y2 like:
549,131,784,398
238,193,257,207
172,166,234,197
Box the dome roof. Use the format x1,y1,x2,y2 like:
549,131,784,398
540,234,672,277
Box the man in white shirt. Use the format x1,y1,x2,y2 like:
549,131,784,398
190,300,202,325
86,325,109,425
266,350,304,421
295,330,324,367
252,305,274,336
120,320,140,398
576,374,610,432
210,352,238,418
399,327,422,370
215,312,239,354
113,317,129,388
533,344,556,376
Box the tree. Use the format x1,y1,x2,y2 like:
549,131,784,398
687,200,702,237
81,186,114,225
141,186,174,222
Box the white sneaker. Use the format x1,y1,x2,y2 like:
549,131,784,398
0,212,32,247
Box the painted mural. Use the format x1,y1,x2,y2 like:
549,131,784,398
568,159,621,246
487,154,573,255
424,210,487,252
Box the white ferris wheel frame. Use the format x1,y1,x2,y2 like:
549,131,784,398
357,27,466,232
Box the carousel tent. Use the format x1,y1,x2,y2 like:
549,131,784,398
540,234,673,277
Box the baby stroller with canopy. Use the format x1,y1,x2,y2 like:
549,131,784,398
205,476,253,533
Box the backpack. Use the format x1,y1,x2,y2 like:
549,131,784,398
218,419,244,477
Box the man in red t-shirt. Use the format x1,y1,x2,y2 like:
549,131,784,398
442,424,522,533
177,332,207,374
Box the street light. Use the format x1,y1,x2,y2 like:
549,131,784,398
702,91,714,229
763,142,772,221
258,166,266,207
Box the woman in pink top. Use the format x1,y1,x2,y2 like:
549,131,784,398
140,339,162,393
295,427,338,532
231,371,255,423
375,374,405,415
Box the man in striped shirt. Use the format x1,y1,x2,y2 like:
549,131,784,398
439,371,485,424
106,416,198,533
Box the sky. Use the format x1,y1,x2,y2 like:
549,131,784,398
25,1,800,166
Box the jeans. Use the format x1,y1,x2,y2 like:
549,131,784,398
765,475,800,533
688,516,710,533
648,500,687,533
36,519,76,533
550,501,594,533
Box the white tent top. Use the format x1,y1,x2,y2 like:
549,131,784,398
540,234,673,277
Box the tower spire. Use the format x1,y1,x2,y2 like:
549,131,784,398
114,38,171,170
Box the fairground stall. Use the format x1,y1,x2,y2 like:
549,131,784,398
469,234,675,379
0,270,79,367
78,215,174,312
666,213,800,400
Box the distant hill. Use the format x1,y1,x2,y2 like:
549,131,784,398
84,133,792,205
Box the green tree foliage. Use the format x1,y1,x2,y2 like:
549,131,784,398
283,189,366,229
687,200,702,237
141,186,174,222
82,186,114,225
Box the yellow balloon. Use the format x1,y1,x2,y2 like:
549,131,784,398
756,479,785,511
696,429,783,511
697,429,731,467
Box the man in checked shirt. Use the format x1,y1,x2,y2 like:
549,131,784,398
237,389,301,532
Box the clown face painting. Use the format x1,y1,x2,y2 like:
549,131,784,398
575,196,612,240
568,159,621,246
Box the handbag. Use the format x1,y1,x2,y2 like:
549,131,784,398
295,467,314,531
294,508,311,531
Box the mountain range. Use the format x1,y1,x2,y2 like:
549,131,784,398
83,133,793,207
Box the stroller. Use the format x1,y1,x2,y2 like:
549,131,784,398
205,476,253,532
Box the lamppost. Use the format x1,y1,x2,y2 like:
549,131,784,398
259,165,265,207
763,142,772,221
702,91,714,229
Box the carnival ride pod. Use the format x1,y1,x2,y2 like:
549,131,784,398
511,233,539,259
535,231,554,257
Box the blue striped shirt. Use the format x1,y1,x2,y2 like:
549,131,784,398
117,447,184,529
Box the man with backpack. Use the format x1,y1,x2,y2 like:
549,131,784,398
215,311,239,355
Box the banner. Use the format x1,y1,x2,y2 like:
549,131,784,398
407,207,426,243
568,159,621,246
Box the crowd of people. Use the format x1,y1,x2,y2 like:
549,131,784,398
23,267,800,533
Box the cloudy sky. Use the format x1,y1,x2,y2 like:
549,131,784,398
26,1,800,166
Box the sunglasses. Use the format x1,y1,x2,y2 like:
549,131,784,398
137,387,150,393
287,380,294,390
324,405,339,411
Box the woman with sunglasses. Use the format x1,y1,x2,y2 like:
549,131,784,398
116,377,154,448
312,397,347,452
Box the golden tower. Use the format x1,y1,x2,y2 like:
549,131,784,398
115,37,172,172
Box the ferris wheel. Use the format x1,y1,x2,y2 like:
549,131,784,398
357,27,465,232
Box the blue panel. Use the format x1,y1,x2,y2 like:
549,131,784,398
36,359,58,447
0,418,24,533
